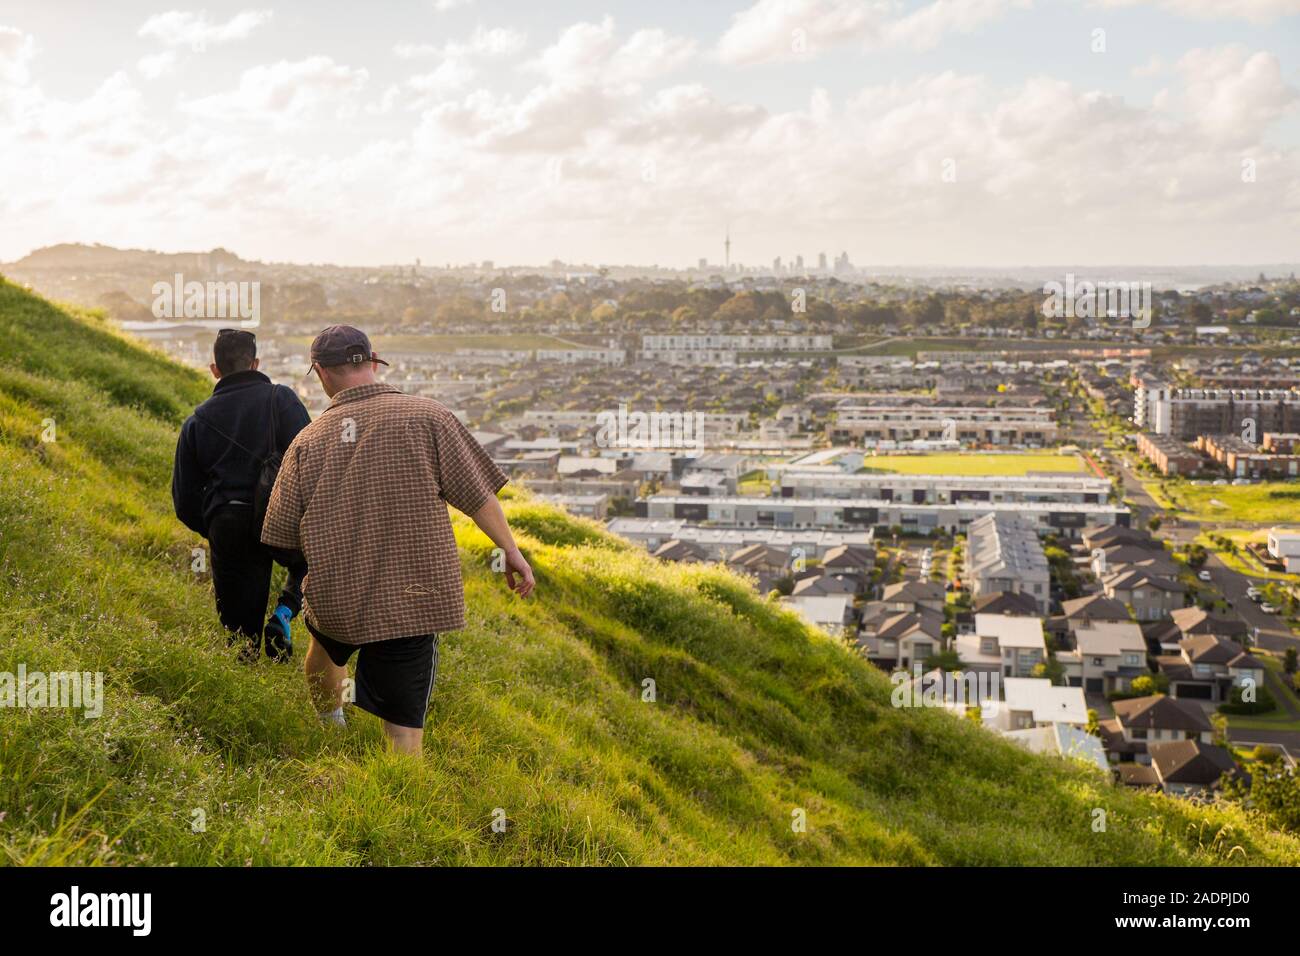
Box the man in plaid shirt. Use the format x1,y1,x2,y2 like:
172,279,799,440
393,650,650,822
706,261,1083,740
262,325,535,754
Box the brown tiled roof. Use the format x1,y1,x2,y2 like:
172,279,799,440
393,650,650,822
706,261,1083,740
1149,740,1239,786
1113,695,1212,733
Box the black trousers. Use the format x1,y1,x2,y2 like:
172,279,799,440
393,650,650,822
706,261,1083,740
207,504,307,644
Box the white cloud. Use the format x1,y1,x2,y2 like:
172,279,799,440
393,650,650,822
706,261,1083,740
137,50,178,79
715,0,1029,64
138,9,273,50
0,25,36,85
433,0,475,10
0,8,1296,268
179,56,369,121
525,18,695,85
394,27,528,108
1176,45,1298,144
1095,0,1300,23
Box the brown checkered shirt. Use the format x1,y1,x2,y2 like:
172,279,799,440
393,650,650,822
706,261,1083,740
261,383,508,644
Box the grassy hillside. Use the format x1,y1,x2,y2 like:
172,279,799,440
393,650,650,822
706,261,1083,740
1,279,1298,866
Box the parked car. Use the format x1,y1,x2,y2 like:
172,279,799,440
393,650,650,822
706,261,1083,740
1246,586,1262,601
1261,602,1279,615
1197,570,1213,582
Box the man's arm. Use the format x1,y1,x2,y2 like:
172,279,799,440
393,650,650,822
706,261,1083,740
470,496,535,599
171,421,206,536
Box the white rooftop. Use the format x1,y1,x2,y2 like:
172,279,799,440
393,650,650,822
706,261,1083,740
974,613,1046,649
1074,620,1146,656
1002,677,1088,725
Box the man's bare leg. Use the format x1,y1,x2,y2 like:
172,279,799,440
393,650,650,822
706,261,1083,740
305,637,346,715
384,723,423,756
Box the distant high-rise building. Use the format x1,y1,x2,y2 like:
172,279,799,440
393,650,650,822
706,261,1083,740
818,252,827,272
698,257,708,270
773,256,783,273
724,226,731,270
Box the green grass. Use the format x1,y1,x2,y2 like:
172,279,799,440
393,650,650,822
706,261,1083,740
861,452,1086,477
1163,481,1300,525
1,279,1299,865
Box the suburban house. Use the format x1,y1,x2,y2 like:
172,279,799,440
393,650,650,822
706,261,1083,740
726,543,792,593
1101,568,1187,621
1091,544,1179,579
879,580,946,615
1001,723,1110,772
1144,607,1248,648
862,610,945,671
994,677,1089,731
1047,593,1131,646
954,613,1047,677
783,594,853,635
973,590,1040,617
652,539,709,563
1268,528,1300,572
1118,740,1242,795
1099,694,1213,764
1153,635,1265,702
791,573,858,598
1060,620,1148,694
820,543,876,576
1082,524,1159,552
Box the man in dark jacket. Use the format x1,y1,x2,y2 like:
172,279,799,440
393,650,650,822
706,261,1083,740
172,329,312,661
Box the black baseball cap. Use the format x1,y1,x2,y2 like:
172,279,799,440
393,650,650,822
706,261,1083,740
308,325,389,373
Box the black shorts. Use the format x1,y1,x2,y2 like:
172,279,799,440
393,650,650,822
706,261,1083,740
306,621,440,729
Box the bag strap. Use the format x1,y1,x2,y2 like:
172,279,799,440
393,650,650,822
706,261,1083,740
194,383,281,465
265,384,281,460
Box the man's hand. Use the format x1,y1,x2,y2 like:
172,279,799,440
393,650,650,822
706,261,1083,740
469,496,535,599
502,546,535,598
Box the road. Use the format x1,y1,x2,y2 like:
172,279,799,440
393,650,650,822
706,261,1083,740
1202,553,1298,655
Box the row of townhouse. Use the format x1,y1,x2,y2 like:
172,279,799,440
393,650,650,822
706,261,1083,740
640,333,834,352
828,403,1059,446
636,495,1129,538
771,470,1113,506
964,513,1051,613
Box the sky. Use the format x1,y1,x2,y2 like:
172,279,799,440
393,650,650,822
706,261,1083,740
0,0,1298,269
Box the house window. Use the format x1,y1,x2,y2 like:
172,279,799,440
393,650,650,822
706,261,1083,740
1131,728,1147,739
1123,654,1141,666
1091,657,1104,666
